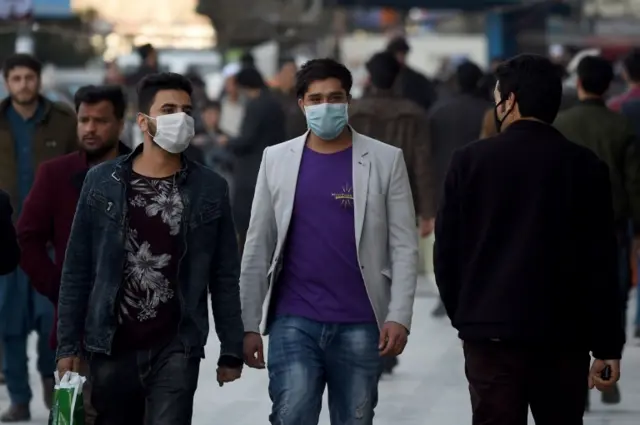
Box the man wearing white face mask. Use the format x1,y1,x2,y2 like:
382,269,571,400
56,73,245,425
240,59,419,424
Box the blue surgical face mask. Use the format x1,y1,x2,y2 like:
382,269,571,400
304,103,348,140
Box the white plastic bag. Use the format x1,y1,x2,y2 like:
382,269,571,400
51,371,87,425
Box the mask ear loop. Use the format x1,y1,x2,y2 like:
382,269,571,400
143,114,158,139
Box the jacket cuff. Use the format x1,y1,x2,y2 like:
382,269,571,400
384,313,412,333
218,354,244,369
55,344,81,362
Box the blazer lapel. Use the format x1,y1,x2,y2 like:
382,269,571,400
352,130,370,249
277,133,307,249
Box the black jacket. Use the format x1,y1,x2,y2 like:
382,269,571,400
0,190,19,275
434,120,625,360
395,66,437,112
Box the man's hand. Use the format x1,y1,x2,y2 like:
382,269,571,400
589,359,621,391
379,321,409,356
419,217,435,238
217,135,229,147
56,356,80,378
243,332,265,369
217,366,242,387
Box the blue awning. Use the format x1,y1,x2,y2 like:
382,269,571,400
33,0,72,17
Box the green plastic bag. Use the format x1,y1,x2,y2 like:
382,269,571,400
50,371,86,425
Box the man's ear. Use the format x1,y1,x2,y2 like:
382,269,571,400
298,98,305,116
137,113,149,133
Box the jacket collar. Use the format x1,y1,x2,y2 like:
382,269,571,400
579,98,606,107
111,143,191,185
0,96,58,127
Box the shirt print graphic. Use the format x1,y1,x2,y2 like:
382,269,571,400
332,183,354,208
120,178,183,323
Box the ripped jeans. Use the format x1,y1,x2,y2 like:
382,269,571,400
267,316,381,425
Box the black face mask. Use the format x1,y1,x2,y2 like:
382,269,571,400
493,98,514,133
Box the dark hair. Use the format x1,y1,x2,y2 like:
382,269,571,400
74,85,126,119
295,58,353,99
202,100,221,111
622,48,640,82
235,68,266,89
137,44,155,61
456,61,484,93
386,37,410,55
137,72,192,114
577,56,613,96
240,52,255,68
494,54,562,124
3,54,42,79
365,51,401,90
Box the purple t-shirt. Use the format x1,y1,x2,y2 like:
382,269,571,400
274,146,376,323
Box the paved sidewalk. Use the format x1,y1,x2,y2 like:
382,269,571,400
3,284,640,424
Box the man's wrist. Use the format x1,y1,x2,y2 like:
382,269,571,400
218,354,244,369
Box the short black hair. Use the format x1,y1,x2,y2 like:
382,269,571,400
137,44,155,60
74,85,127,119
137,72,192,114
240,52,255,68
494,54,562,124
386,37,410,55
366,51,401,90
623,49,640,82
456,61,483,93
202,100,221,111
295,58,353,99
235,68,266,89
3,54,42,79
577,56,613,96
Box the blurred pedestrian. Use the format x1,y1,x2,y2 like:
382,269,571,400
219,62,244,137
435,54,624,424
555,55,640,408
0,190,19,276
350,51,434,376
217,67,286,253
386,36,437,111
608,48,640,112
273,57,308,139
192,100,234,174
125,43,159,88
240,58,418,425
56,73,244,425
17,85,131,425
427,60,491,319
0,53,77,422
103,61,124,86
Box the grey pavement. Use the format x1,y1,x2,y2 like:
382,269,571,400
3,281,640,424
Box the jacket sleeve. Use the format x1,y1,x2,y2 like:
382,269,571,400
16,163,60,301
0,191,20,276
385,150,419,331
434,150,463,319
583,160,625,360
239,148,278,334
209,180,244,364
411,117,436,218
56,169,95,360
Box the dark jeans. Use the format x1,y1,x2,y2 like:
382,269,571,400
463,341,590,425
89,338,200,425
267,316,382,425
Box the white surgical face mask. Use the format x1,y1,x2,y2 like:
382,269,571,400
145,112,195,154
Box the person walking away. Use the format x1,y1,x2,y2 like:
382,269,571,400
0,53,77,422
386,36,437,112
272,57,308,139
124,44,159,88
219,63,245,138
349,51,434,375
609,49,640,112
435,54,625,425
0,190,20,276
241,58,419,425
555,55,640,408
217,67,286,253
56,73,244,425
427,60,491,319
17,85,132,425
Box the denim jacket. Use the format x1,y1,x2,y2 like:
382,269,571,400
56,148,244,362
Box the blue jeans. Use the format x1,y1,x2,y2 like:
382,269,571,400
267,316,381,425
2,313,56,405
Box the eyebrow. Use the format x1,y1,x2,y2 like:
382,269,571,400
308,91,345,97
160,103,192,108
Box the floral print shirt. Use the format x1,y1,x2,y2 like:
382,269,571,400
114,171,183,351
